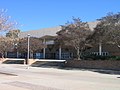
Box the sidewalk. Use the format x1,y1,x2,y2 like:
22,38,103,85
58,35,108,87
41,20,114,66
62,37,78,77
0,64,120,90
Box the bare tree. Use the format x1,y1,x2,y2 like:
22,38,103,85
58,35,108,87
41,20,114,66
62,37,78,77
103,13,120,49
93,12,120,54
56,18,92,60
6,29,20,38
0,37,13,58
0,9,17,34
6,29,20,49
17,37,46,58
91,21,109,55
0,9,19,58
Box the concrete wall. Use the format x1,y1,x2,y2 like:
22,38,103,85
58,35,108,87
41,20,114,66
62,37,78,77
28,59,36,65
65,60,120,70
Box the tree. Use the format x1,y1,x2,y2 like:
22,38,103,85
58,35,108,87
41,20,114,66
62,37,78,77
0,9,17,34
92,12,120,55
0,37,13,58
56,18,92,60
91,21,109,55
17,37,46,58
6,29,20,38
6,29,20,50
110,25,120,49
0,9,18,58
103,13,120,49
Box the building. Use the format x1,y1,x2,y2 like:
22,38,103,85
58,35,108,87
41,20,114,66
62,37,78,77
16,21,120,60
18,22,89,59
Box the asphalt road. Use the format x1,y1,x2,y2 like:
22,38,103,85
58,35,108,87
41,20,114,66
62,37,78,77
0,64,120,90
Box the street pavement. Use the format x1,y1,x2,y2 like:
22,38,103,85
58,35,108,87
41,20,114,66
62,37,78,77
0,64,120,90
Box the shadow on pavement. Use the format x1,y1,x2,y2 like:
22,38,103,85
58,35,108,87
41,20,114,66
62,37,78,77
0,72,17,76
92,69,120,75
58,67,120,75
31,61,120,75
2,60,24,64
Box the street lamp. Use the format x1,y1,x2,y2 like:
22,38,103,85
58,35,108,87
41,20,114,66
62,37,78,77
27,34,30,66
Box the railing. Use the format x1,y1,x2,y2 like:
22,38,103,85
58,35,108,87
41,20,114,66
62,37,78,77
35,59,66,62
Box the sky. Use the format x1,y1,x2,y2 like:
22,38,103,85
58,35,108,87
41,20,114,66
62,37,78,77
0,0,120,31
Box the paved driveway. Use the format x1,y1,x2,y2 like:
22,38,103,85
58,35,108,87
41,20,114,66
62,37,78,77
0,64,120,90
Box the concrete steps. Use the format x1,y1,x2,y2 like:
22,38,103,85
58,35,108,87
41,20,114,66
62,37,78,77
1,58,65,67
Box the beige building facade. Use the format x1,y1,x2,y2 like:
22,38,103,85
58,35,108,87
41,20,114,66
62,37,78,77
16,21,120,60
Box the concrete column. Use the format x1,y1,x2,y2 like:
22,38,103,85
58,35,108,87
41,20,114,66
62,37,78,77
5,52,7,58
59,46,61,60
99,42,102,56
17,51,19,58
43,39,46,59
43,48,46,59
30,52,33,58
